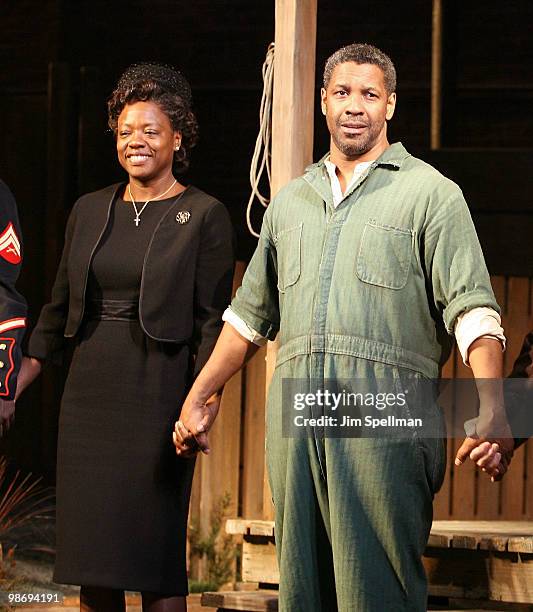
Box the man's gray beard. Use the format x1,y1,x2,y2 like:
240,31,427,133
333,133,372,157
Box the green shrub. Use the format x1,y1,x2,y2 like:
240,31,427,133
188,492,236,590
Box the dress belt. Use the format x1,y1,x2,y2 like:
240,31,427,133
86,299,138,321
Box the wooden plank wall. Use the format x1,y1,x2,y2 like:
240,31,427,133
189,274,533,536
432,275,533,520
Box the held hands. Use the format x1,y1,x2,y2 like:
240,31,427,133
459,339,514,481
0,399,15,436
455,379,515,482
455,413,515,482
455,438,514,481
172,392,222,458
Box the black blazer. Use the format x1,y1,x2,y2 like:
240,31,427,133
28,183,234,374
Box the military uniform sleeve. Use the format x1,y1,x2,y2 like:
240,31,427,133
421,188,499,334
26,201,78,365
192,201,235,376
0,180,27,400
229,202,280,341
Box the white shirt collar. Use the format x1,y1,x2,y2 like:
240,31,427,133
324,156,374,207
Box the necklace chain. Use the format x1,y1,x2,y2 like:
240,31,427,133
128,179,177,227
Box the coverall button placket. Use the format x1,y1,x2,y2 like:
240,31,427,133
309,172,375,482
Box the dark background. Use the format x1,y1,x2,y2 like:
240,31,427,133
0,0,531,478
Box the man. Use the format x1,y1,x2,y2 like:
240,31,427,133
174,44,513,611
0,179,27,435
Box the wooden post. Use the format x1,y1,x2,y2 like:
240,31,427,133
271,0,317,195
263,0,317,519
431,0,443,150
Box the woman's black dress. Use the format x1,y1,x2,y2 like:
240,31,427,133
53,194,195,594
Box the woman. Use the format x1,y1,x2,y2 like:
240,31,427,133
16,63,234,612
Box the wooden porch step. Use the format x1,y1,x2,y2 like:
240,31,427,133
429,520,533,553
224,519,533,606
201,590,278,611
14,594,211,611
227,519,533,554
200,590,524,612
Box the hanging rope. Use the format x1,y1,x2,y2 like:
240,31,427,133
246,42,275,238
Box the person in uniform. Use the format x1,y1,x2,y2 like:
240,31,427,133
0,179,27,434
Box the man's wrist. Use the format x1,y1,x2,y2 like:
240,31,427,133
192,376,219,405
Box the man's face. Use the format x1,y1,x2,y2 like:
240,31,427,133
321,62,396,161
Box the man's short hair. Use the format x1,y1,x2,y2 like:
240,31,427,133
323,43,397,95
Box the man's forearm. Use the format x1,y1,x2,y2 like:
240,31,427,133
469,337,504,413
467,337,513,443
192,322,260,403
469,337,503,378
455,337,512,477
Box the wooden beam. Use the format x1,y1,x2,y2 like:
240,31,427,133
431,0,443,149
432,0,459,148
271,0,317,195
264,0,317,521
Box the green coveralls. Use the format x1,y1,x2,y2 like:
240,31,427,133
230,143,499,612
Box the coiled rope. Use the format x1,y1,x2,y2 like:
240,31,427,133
246,43,275,238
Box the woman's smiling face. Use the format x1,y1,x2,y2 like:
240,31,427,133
116,100,181,183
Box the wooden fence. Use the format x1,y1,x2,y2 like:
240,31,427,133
189,272,533,544
435,276,533,520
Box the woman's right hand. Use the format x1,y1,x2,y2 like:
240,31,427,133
15,356,43,400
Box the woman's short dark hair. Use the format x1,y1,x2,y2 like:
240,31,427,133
108,62,198,173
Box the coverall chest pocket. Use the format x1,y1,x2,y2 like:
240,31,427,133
356,221,413,290
274,223,302,292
